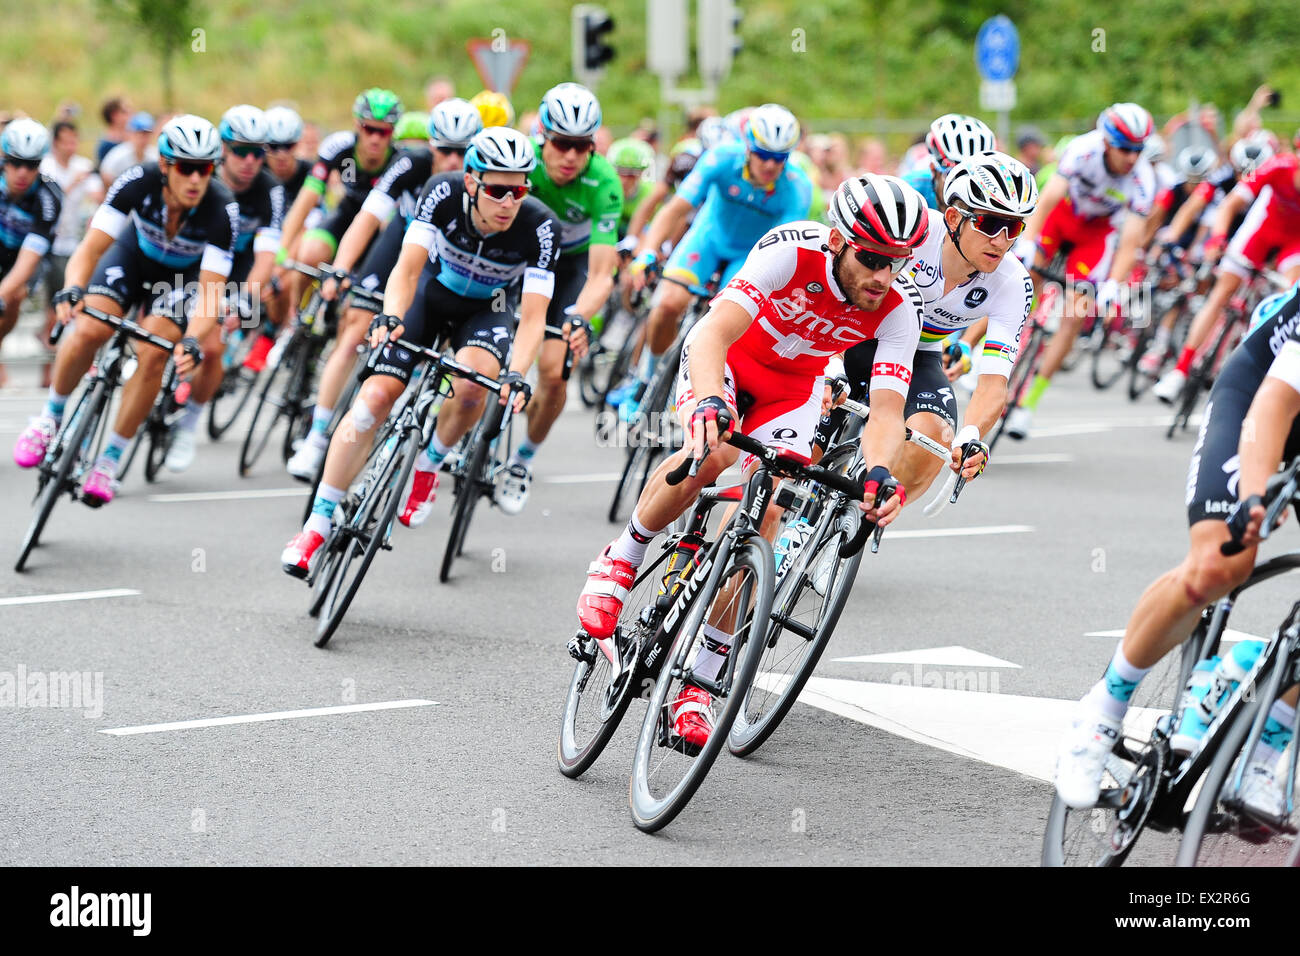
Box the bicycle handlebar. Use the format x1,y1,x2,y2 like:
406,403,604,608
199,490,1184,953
58,306,179,355
664,429,865,501
1221,456,1300,556
378,334,518,399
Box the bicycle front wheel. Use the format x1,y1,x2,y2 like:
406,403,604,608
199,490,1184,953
440,403,500,583
1090,314,1135,390
629,537,774,832
315,425,417,647
208,364,258,440
239,339,298,476
728,507,865,757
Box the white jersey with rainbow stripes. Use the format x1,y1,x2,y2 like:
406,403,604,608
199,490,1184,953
905,208,1033,379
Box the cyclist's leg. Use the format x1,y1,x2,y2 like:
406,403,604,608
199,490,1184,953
518,256,587,458
648,231,714,355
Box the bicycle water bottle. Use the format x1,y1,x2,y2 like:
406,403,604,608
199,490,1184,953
658,532,705,599
774,518,815,577
1194,639,1265,723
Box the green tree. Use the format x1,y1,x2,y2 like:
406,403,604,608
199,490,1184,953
97,0,204,110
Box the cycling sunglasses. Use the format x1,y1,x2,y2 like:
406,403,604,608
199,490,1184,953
360,123,394,139
547,134,595,155
473,176,530,202
435,145,467,157
265,142,298,153
847,240,912,275
959,210,1027,240
750,147,790,164
172,160,215,178
227,143,265,159
3,156,40,171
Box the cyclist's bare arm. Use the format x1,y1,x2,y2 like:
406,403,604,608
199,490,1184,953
1163,190,1209,243
575,243,618,321
1107,213,1148,284
278,186,323,259
330,210,383,283
376,240,427,340
636,194,694,262
512,291,550,379
1237,376,1300,544
56,229,116,321
685,300,751,455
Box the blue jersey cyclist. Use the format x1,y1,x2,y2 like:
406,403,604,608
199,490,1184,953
623,103,812,412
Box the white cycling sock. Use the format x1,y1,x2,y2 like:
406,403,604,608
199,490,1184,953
608,513,656,567
416,433,452,473
305,483,345,538
691,625,733,683
1081,643,1150,721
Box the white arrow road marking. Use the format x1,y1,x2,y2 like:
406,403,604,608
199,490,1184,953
545,472,623,484
757,675,1167,783
0,588,140,608
833,645,1021,668
101,699,438,736
148,488,309,502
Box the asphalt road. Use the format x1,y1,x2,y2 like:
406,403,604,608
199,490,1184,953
1,355,1292,866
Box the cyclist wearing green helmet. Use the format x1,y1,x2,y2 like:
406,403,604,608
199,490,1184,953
394,112,431,152
608,137,655,241
268,88,408,364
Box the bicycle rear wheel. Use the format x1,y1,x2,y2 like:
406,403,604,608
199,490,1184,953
16,380,108,572
557,539,675,778
144,420,170,483
728,506,864,757
280,338,321,464
300,358,366,522
629,538,774,832
315,424,417,647
440,402,501,583
1090,314,1136,390
987,326,1042,453
239,334,300,476
208,363,258,440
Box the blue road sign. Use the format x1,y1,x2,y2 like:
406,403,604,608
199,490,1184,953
975,15,1019,82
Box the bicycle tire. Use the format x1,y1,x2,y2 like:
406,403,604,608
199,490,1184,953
728,506,865,757
607,359,676,524
238,334,300,476
315,423,417,647
440,401,501,583
116,421,146,484
1175,691,1295,866
299,362,366,522
280,337,322,464
207,364,258,440
1090,314,1134,390
144,421,170,483
557,540,676,778
988,326,1042,453
16,379,107,572
629,537,775,832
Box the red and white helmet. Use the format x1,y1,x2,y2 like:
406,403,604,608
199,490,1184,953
829,174,930,254
1096,103,1154,150
926,114,996,173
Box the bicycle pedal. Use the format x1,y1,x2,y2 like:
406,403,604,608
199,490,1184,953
567,632,594,663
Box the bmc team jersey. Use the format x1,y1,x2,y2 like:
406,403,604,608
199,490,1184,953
91,164,237,275
363,150,435,226
403,171,560,300
718,222,921,389
0,173,62,268
906,208,1033,378
1054,130,1156,221
677,141,813,259
527,141,622,256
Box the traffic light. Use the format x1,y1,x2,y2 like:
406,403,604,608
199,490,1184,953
572,5,615,81
698,0,742,84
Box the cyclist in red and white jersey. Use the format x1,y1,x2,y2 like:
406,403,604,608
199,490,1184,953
1006,103,1156,437
1153,135,1300,401
573,174,928,751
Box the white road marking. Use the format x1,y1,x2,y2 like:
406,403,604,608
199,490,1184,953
100,699,438,736
0,588,140,608
886,524,1033,540
1085,627,1262,644
148,487,309,502
833,645,1022,668
762,676,1166,783
546,472,623,484
993,453,1074,465
1027,415,1199,439
1024,423,1113,438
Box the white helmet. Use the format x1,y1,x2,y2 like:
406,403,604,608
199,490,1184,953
539,82,602,138
944,151,1039,217
158,114,223,163
696,115,731,152
745,103,800,154
1,118,51,161
219,105,269,145
466,127,536,174
1176,145,1215,182
1141,132,1166,164
429,98,483,149
828,174,930,255
926,114,996,173
264,106,304,147
1230,136,1273,177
